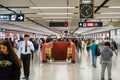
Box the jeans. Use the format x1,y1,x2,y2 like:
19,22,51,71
101,61,112,78
92,55,97,65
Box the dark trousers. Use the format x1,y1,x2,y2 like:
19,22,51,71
21,54,30,78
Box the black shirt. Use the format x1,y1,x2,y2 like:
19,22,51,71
0,53,20,80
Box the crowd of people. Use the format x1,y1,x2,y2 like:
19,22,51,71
0,35,119,80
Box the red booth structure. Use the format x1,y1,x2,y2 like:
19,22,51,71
42,41,76,63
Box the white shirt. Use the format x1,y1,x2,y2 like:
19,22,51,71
18,40,34,54
17,41,23,58
81,40,85,47
95,40,99,44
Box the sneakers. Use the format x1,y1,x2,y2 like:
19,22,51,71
22,77,29,80
22,77,26,79
92,64,97,68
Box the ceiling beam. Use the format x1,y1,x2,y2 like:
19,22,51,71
0,4,58,34
0,4,17,13
0,6,29,8
94,0,109,13
0,6,108,9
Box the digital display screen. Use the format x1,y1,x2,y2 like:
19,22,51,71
49,22,68,27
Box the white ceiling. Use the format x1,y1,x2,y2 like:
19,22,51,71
0,0,120,35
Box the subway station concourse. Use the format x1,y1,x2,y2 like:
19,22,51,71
0,0,120,80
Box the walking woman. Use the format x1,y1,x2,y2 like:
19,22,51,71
0,40,21,80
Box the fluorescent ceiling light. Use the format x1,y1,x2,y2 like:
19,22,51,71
96,16,120,19
91,19,119,22
90,20,100,21
109,6,120,8
101,12,120,14
37,13,74,15
42,17,73,19
101,19,112,21
46,20,72,22
30,7,75,9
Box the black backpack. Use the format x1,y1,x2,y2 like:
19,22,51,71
95,45,101,56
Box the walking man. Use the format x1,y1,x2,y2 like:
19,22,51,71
18,34,34,79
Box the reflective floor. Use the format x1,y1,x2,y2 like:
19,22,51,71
19,46,120,80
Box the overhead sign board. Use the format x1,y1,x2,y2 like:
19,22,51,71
0,14,24,22
49,22,68,27
0,28,5,32
78,22,103,27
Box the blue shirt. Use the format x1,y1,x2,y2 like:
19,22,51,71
18,40,34,55
90,43,97,56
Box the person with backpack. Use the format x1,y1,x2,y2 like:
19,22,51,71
100,42,113,80
90,40,98,68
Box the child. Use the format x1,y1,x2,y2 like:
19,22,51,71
100,42,113,80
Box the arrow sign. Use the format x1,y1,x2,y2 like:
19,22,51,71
0,14,24,22
18,16,23,20
15,14,24,21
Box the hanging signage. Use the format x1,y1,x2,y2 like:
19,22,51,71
0,14,24,22
49,22,68,27
0,28,5,32
78,22,103,27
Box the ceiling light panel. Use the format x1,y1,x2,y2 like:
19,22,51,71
37,13,74,15
30,7,76,9
42,17,73,19
45,20,72,22
100,12,120,14
96,16,120,19
109,6,120,8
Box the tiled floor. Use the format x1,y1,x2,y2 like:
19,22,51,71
20,47,120,80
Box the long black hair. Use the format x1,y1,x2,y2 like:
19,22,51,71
0,40,22,68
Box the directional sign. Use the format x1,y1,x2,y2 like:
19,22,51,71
78,22,103,27
49,22,68,27
0,28,5,32
0,14,24,22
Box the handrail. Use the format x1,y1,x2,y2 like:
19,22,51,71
42,41,76,63
42,42,53,63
